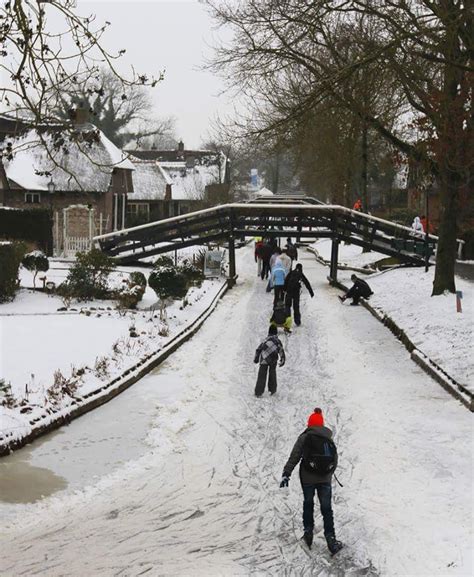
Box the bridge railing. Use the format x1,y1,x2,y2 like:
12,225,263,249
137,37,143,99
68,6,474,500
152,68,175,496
94,203,446,265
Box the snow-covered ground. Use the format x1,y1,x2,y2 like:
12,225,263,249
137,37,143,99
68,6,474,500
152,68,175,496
0,247,471,576
312,238,473,392
0,259,225,447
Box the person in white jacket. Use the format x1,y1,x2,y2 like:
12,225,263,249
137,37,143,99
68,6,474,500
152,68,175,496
411,216,424,235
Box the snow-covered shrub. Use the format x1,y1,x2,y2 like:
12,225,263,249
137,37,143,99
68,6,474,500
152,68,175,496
158,321,169,337
153,255,174,268
116,283,144,310
22,250,49,288
93,356,110,379
0,379,16,408
56,281,74,308
179,259,204,287
65,249,115,301
129,271,147,288
47,370,78,404
149,264,188,319
0,242,24,303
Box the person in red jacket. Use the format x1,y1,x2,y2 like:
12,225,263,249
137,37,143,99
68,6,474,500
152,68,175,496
353,198,362,211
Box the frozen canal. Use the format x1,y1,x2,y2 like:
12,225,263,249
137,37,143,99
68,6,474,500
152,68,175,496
1,248,472,576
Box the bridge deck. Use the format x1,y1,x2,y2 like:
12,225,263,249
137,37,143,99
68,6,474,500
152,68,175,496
95,203,436,278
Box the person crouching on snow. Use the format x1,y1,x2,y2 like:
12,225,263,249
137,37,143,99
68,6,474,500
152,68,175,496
339,274,373,306
270,299,292,334
253,325,285,397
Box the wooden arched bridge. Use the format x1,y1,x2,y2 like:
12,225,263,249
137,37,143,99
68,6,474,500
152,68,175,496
94,198,437,285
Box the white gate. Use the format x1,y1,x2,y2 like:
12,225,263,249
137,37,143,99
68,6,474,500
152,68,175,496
62,205,95,258
64,236,92,256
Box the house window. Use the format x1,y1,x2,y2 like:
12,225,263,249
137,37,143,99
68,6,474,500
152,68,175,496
127,202,150,222
25,192,41,204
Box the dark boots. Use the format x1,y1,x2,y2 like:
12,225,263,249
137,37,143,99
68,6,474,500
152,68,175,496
326,534,343,555
303,531,313,548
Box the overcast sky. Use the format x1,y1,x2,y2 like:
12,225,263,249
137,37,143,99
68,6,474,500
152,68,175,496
79,0,232,148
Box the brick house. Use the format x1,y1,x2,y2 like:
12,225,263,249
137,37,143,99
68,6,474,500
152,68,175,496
0,113,134,256
126,158,172,226
126,141,231,223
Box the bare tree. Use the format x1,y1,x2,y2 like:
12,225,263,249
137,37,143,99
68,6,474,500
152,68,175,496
205,0,473,295
56,70,175,148
0,0,162,183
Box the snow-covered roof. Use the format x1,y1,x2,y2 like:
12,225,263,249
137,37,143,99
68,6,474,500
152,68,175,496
256,187,274,197
129,160,170,201
159,161,222,201
3,124,134,193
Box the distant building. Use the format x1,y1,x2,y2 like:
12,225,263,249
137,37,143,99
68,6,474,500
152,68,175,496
0,112,133,256
127,141,231,221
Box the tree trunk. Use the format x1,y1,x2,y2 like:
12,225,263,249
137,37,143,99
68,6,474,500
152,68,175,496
0,158,10,205
432,167,458,295
361,119,370,253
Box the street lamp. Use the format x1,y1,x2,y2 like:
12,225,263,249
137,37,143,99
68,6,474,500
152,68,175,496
424,184,432,273
47,178,56,255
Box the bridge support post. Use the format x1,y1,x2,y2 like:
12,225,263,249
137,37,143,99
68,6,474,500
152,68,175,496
228,234,236,287
329,238,339,284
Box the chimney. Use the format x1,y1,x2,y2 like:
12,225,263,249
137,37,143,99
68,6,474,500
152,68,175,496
177,140,184,153
74,106,89,125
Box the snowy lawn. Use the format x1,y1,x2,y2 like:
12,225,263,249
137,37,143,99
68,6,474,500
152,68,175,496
311,238,473,393
310,237,388,269
0,257,226,447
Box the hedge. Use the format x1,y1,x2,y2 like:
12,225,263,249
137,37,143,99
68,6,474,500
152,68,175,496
0,207,52,253
0,243,23,302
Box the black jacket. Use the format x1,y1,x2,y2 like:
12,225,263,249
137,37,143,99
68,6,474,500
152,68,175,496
283,426,336,484
351,278,373,298
284,269,314,297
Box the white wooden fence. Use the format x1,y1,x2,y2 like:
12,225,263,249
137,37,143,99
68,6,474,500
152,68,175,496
63,236,92,257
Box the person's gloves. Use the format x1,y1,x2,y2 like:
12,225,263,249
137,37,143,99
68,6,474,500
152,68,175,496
280,474,289,488
279,359,285,367
310,293,314,298
254,356,259,364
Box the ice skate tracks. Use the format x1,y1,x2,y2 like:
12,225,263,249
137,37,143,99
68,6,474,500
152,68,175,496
1,247,471,577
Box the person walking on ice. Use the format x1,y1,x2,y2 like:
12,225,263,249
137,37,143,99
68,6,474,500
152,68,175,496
280,408,343,555
339,274,373,306
253,325,285,397
284,263,314,325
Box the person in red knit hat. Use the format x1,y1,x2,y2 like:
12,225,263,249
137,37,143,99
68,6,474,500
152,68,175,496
280,408,343,555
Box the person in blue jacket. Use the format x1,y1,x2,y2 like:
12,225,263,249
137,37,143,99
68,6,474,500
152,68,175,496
271,262,287,304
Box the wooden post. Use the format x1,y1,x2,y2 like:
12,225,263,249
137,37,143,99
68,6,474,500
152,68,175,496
329,237,339,283
228,234,236,287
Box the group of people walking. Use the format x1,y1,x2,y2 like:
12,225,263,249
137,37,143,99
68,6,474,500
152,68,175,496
252,237,343,555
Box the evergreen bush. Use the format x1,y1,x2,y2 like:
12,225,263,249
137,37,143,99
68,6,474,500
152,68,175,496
179,259,204,287
129,271,147,288
149,266,188,301
0,242,24,303
22,250,49,288
0,207,52,253
65,249,115,301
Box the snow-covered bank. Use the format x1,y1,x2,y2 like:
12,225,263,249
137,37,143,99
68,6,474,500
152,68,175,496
311,239,473,398
0,262,227,452
0,247,471,576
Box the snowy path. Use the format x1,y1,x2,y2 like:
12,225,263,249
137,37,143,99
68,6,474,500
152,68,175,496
1,248,472,577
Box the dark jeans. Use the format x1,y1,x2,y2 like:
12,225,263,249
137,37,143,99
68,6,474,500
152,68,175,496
302,482,334,536
285,292,301,324
261,260,270,280
346,285,363,304
273,285,285,304
255,363,277,396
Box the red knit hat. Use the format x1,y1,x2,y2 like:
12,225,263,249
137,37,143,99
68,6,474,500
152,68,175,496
307,408,324,427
